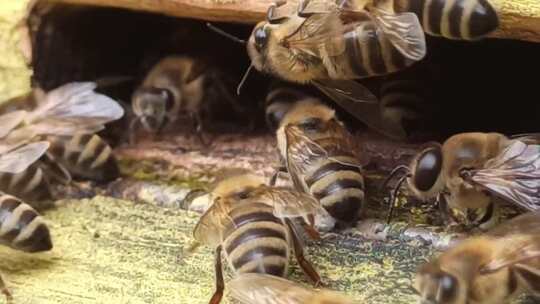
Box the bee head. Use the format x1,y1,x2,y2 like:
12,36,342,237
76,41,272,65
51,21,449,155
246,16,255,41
132,87,175,132
247,22,271,72
414,263,461,304
409,144,444,197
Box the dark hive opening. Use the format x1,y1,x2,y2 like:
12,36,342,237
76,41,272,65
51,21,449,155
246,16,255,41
26,1,540,145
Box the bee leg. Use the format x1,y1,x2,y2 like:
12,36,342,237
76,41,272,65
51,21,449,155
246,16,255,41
437,194,460,226
269,166,288,186
128,116,142,145
286,219,322,287
0,273,13,304
209,245,225,304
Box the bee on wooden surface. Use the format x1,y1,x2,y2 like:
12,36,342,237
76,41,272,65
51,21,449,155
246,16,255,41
131,55,242,143
393,0,499,40
0,192,53,303
192,172,322,304
414,211,540,304
383,132,540,227
229,273,358,304
244,0,427,139
275,97,365,225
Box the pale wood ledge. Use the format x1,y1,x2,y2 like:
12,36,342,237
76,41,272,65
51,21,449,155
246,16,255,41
37,0,540,43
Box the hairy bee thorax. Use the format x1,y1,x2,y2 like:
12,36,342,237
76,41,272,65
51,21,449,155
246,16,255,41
211,173,266,200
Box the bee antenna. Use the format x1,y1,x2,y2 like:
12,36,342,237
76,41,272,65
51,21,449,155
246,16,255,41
206,23,246,45
386,173,411,224
236,64,254,95
379,165,410,192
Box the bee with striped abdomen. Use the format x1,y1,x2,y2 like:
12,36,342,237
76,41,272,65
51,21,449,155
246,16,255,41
276,97,365,226
383,132,540,227
0,82,123,205
229,273,358,304
192,172,322,304
414,211,540,304
246,0,427,139
393,0,499,40
0,192,53,302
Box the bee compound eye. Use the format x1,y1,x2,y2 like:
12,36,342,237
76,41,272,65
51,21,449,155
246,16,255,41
438,274,458,302
254,26,269,51
413,146,443,192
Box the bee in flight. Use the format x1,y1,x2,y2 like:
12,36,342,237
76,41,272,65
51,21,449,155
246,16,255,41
229,273,359,304
414,211,540,304
0,82,123,207
382,132,540,228
273,95,366,226
190,171,323,304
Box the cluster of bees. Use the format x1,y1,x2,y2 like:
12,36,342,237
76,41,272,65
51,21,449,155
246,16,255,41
1,0,539,303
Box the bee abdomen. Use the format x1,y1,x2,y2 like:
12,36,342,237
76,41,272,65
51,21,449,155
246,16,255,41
344,23,413,78
265,87,306,131
0,164,52,203
398,0,499,40
224,205,289,277
307,161,365,222
0,194,53,252
49,134,119,182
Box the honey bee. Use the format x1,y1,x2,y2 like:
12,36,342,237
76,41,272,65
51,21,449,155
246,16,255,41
131,55,240,142
383,132,540,227
275,97,365,225
0,192,53,302
393,0,499,40
192,172,323,304
229,273,358,304
414,211,540,304
265,84,310,132
0,82,123,205
245,0,427,139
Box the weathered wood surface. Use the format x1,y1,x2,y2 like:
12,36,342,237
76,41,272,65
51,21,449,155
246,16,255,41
42,0,540,42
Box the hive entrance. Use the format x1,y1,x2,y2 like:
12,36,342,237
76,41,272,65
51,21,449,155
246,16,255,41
27,1,540,143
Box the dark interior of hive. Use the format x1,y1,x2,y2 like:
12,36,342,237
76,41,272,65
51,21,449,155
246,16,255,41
27,2,540,150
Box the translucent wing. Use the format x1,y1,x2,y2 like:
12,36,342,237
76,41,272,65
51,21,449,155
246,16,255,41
192,197,233,247
229,273,357,304
480,235,540,274
7,118,107,140
464,140,540,211
24,82,124,125
0,141,49,174
251,186,322,219
313,80,407,140
0,110,27,138
228,273,315,304
370,7,426,61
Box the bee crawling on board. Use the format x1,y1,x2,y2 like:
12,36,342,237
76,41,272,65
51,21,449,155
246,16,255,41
382,132,540,229
229,273,359,304
190,171,324,304
272,94,366,227
0,192,53,304
414,211,540,304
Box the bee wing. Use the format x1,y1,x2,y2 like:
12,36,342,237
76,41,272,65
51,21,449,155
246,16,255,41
192,198,232,247
370,7,426,61
312,80,407,140
228,273,315,304
510,133,540,145
464,140,540,211
0,141,50,174
0,110,27,139
6,118,107,141
24,82,124,126
480,235,540,274
254,187,322,219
